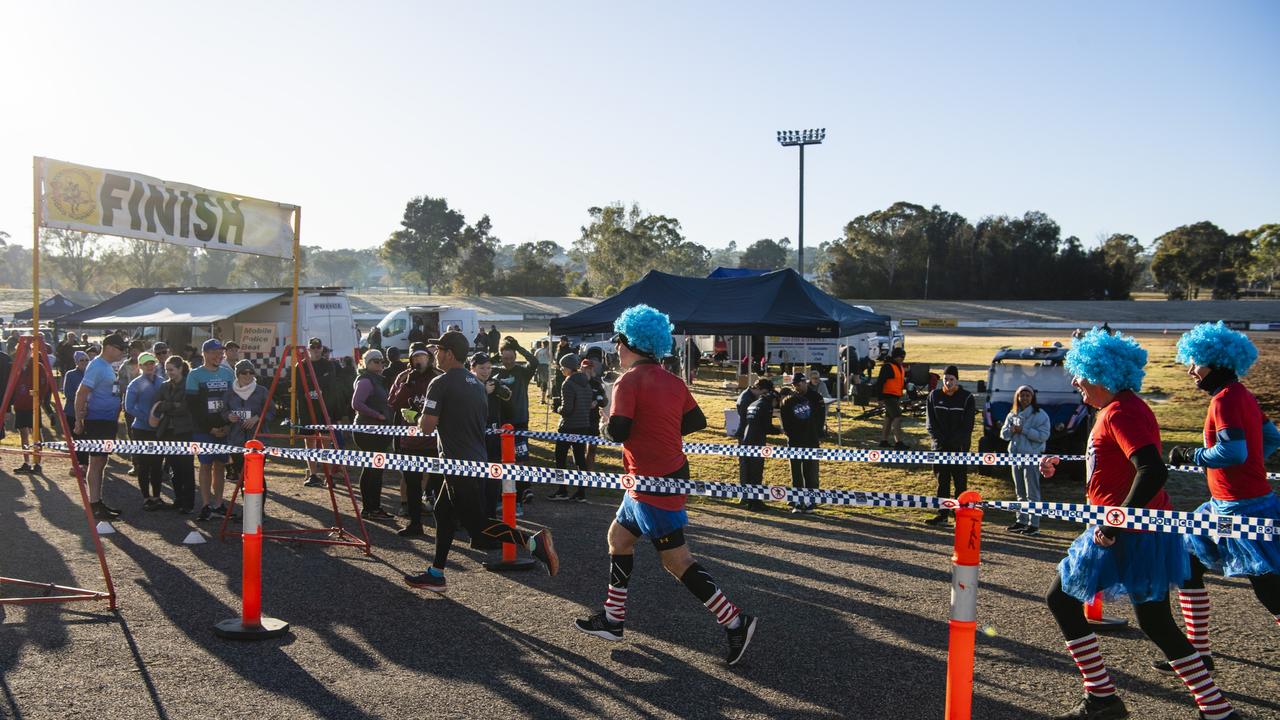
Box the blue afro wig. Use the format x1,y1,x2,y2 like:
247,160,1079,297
613,304,673,358
1064,327,1148,393
1175,321,1258,377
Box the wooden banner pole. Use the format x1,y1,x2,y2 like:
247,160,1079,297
289,206,301,440
31,158,42,461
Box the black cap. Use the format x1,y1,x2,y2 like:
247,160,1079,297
891,347,906,358
224,340,240,350
470,352,491,366
752,377,774,391
308,337,323,348
944,365,960,378
791,372,808,384
151,342,169,353
428,331,471,362
103,334,129,351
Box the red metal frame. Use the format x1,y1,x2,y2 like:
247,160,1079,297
0,336,117,609
218,346,371,554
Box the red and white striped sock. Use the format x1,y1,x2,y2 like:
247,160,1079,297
1169,653,1233,720
603,585,627,624
1273,613,1280,627
1065,634,1116,697
1178,588,1212,656
704,589,741,627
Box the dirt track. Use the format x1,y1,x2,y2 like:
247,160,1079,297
3,454,1279,720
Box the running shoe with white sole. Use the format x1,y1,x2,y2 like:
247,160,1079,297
574,611,624,641
726,614,758,666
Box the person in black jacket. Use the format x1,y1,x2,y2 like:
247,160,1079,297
738,379,775,512
923,365,976,525
780,372,826,514
734,378,771,440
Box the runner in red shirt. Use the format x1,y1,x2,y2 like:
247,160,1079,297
1040,328,1238,720
1157,322,1280,673
573,304,758,666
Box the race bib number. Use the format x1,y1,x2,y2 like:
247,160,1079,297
230,410,251,420
208,399,225,414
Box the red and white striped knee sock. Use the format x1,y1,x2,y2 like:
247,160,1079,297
1169,653,1233,720
1065,634,1116,697
603,554,632,624
680,563,741,628
1178,588,1212,656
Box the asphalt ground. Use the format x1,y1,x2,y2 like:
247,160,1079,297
2,454,1279,720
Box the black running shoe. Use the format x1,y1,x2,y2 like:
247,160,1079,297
725,614,758,666
91,502,116,520
99,501,121,517
521,489,535,504
574,611,624,641
924,513,949,526
404,570,447,593
197,505,212,521
31,464,43,475
548,489,569,501
893,441,910,450
1007,522,1027,533
1152,654,1214,674
13,463,33,474
302,474,325,488
528,529,559,576
1020,527,1041,537
571,491,586,503
397,523,425,537
1052,693,1128,720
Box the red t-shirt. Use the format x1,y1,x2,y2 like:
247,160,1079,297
1204,382,1271,501
1085,390,1171,511
611,362,697,511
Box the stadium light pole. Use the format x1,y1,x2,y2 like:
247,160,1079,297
776,128,825,276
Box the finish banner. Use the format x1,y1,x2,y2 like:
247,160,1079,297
38,157,296,259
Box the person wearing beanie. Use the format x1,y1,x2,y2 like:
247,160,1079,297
574,304,758,667
1040,327,1238,720
780,372,827,514
222,359,271,486
1152,322,1280,676
548,353,592,502
923,366,977,526
351,349,396,523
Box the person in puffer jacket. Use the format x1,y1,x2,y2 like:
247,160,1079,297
549,353,593,502
387,342,441,536
1000,384,1051,535
222,360,273,486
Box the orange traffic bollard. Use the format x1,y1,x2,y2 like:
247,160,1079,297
484,424,535,572
214,441,290,640
945,490,983,720
1085,591,1129,630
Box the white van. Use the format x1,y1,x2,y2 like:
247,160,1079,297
375,306,480,354
215,290,360,362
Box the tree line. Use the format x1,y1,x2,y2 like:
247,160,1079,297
1,202,1274,300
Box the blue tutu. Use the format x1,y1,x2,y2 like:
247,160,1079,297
1058,528,1190,604
1184,493,1280,577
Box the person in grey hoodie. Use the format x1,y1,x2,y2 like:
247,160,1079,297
1000,385,1051,536
549,353,593,502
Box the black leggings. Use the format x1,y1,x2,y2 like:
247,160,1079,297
131,428,164,498
432,475,527,569
402,469,443,526
554,437,588,495
1046,576,1194,660
1182,554,1280,614
353,432,392,511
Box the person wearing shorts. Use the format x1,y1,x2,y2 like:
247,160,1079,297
573,304,758,666
74,333,127,520
186,338,235,521
1156,322,1280,675
1041,328,1238,720
402,331,557,593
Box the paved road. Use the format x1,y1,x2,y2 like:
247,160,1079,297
3,457,1278,719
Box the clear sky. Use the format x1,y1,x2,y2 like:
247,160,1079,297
1,1,1276,255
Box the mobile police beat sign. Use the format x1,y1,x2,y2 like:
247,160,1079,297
38,157,296,259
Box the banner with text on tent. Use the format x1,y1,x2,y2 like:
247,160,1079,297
37,157,296,259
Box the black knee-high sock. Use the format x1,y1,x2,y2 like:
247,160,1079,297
680,563,741,626
604,554,633,623
1249,572,1280,616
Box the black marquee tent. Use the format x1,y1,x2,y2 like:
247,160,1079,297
13,293,85,322
550,269,889,338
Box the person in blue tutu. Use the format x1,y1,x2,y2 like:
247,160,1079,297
1039,328,1239,720
1153,322,1280,674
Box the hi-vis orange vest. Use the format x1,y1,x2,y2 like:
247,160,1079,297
882,362,904,397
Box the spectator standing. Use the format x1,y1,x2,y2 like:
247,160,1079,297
387,342,441,536
302,337,338,488
486,325,501,355
366,326,383,351
780,372,826,514
407,317,428,345
738,378,775,512
473,329,488,353
351,349,395,522
56,332,78,376
382,346,407,385
549,353,593,502
923,366,978,526
1000,384,1050,536
876,347,908,449
10,359,52,474
153,357,195,513
533,340,551,402
187,339,235,521
580,357,608,473
734,379,769,441
74,333,127,520
220,340,242,372
223,359,272,486
493,336,541,506
62,351,89,472
471,352,511,517
124,353,165,509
